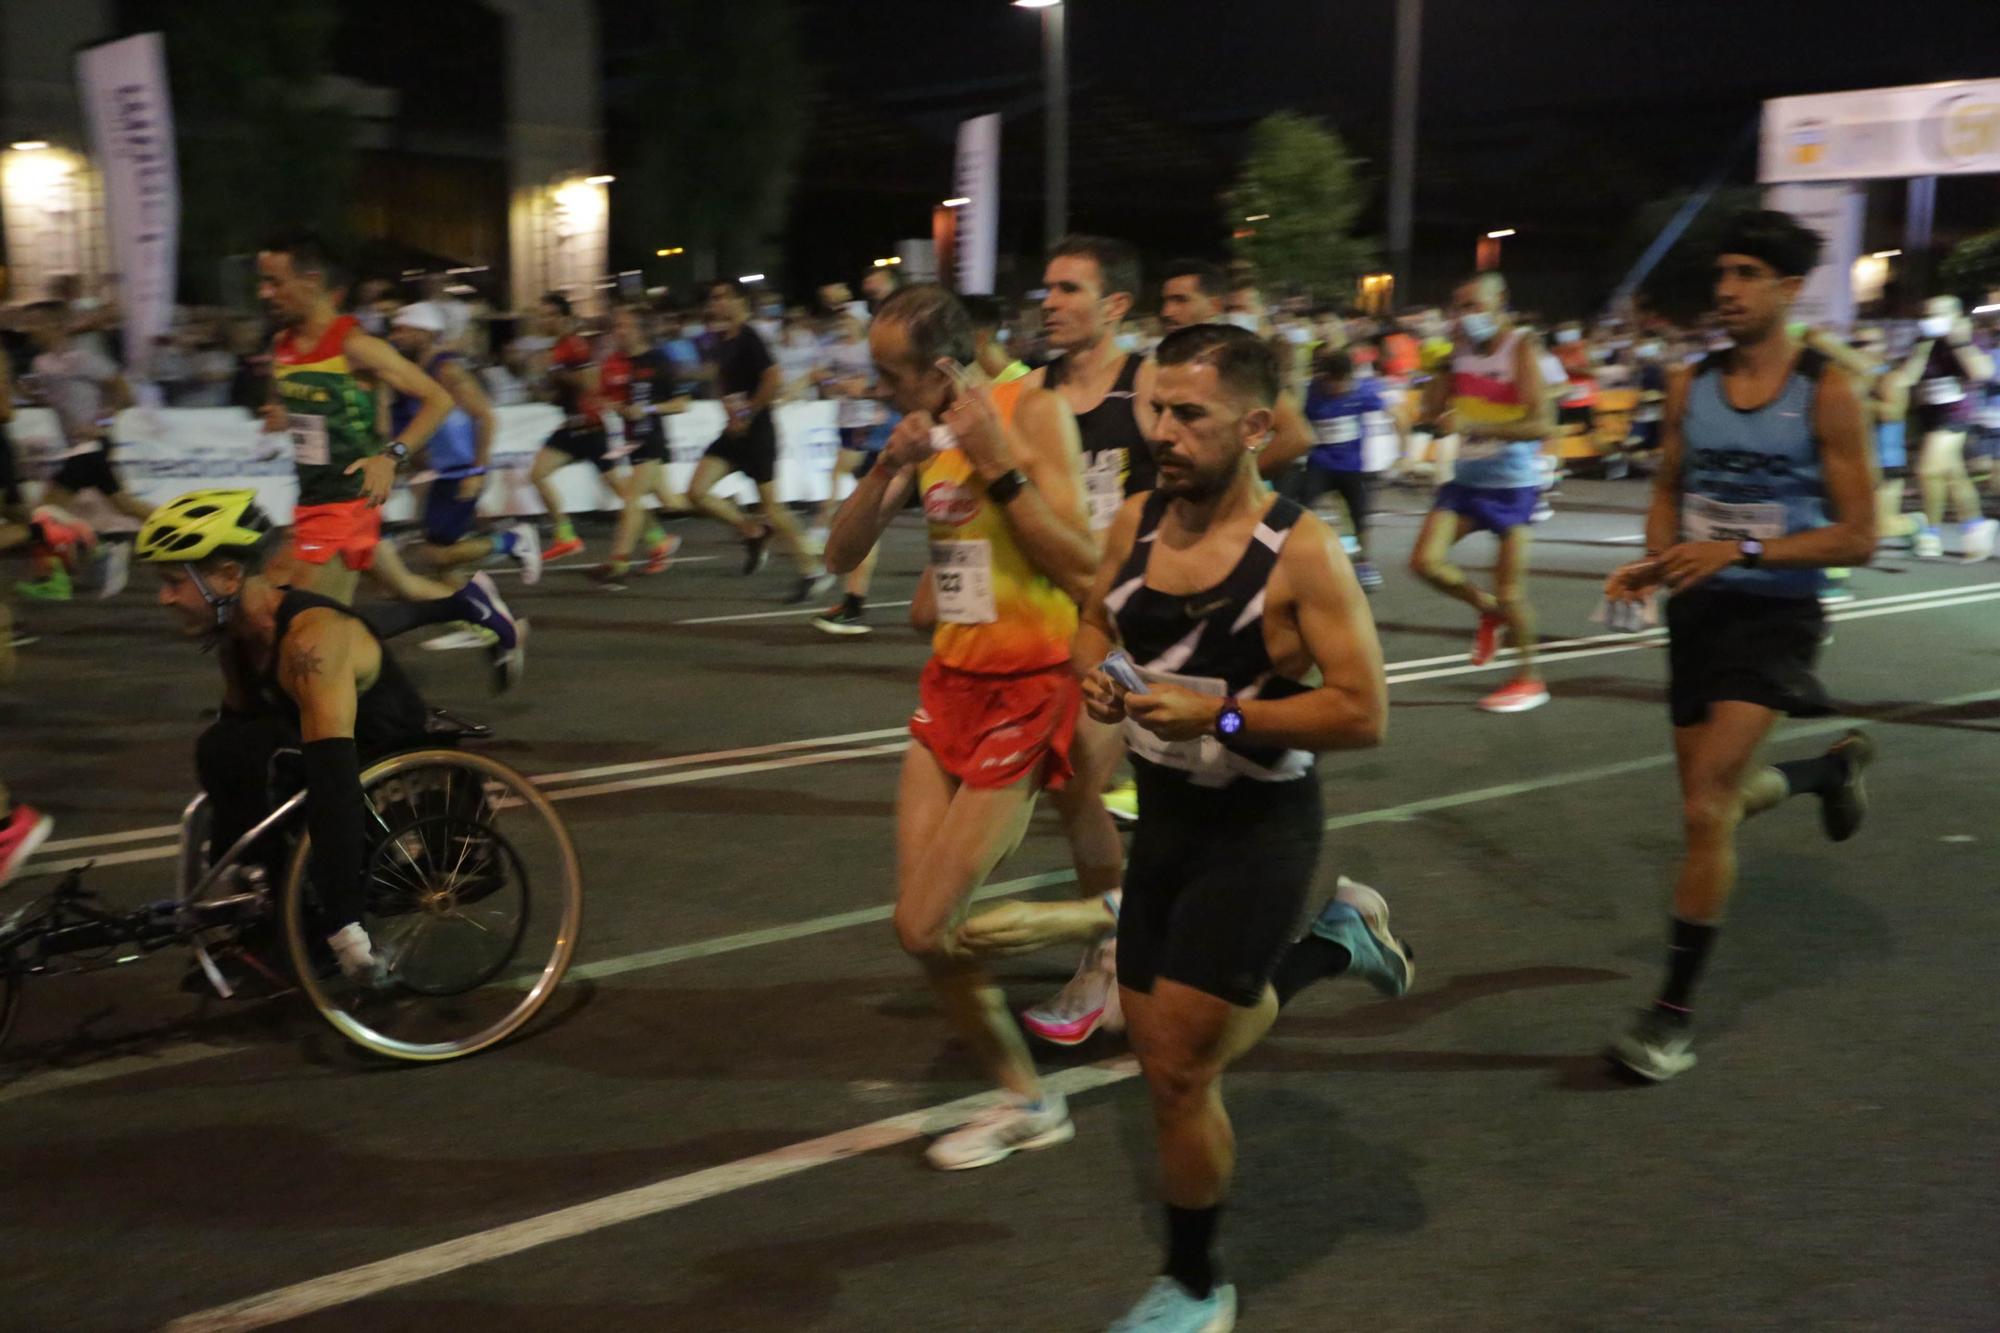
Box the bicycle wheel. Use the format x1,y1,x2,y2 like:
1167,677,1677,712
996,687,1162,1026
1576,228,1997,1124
280,747,582,1061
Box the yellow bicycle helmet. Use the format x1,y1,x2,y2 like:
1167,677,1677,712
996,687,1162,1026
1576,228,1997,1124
135,489,274,565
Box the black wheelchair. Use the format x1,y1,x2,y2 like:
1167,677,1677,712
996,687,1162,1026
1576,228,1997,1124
0,713,583,1062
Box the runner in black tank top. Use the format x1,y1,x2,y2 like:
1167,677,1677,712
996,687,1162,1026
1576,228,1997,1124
1077,324,1407,1329
1046,351,1156,516
256,590,430,757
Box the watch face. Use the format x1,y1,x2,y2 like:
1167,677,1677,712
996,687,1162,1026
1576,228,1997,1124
1217,707,1244,736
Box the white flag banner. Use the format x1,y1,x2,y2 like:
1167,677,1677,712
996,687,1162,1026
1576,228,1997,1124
77,33,179,379
954,114,1001,295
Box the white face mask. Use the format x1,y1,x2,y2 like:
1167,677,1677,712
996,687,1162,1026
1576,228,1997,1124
1459,311,1499,344
1553,327,1582,345
1919,315,1952,339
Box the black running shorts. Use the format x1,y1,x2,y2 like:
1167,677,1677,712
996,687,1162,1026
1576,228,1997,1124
547,424,613,472
1116,762,1322,1008
1666,586,1830,729
703,414,778,486
51,444,123,497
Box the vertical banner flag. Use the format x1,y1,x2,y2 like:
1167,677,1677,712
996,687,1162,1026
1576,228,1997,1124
1763,180,1863,331
77,33,179,378
954,114,1001,295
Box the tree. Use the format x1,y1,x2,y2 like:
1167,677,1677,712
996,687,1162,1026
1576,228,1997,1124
608,0,812,284
1940,230,2000,306
132,0,356,301
1223,114,1375,303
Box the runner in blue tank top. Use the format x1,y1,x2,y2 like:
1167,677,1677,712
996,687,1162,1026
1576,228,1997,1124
1601,210,1880,1083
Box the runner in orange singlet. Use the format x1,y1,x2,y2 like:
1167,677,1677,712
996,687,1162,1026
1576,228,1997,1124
824,284,1098,1172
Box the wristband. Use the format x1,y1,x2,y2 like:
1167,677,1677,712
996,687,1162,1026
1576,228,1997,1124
985,468,1029,506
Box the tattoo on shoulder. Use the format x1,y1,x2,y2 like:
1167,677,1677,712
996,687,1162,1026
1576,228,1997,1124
285,644,326,690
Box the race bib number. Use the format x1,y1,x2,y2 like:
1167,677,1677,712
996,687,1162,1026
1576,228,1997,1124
1082,450,1126,532
287,412,329,467
1916,378,1965,408
1313,416,1361,445
930,539,996,624
1123,665,1235,787
1681,494,1784,544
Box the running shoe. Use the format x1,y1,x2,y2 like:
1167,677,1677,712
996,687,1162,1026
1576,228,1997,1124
1479,679,1550,714
741,526,771,574
542,533,585,562
643,532,683,575
1819,729,1874,843
1304,877,1414,997
1339,533,1361,556
1102,779,1140,824
14,567,71,602
1912,526,1944,560
455,572,524,693
1960,517,1997,563
8,628,39,650
1354,559,1384,592
1106,1277,1237,1333
421,625,497,652
811,603,871,636
1606,1006,1696,1082
507,522,544,584
1531,498,1556,524
784,571,836,604
1468,611,1505,666
924,1091,1073,1170
0,804,54,889
98,540,131,599
1022,935,1121,1046
589,563,631,592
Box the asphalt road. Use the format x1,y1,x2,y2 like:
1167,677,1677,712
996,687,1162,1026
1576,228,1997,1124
2,479,1996,1333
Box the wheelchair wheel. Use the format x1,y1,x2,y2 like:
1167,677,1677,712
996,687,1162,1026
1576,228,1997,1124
280,747,582,1061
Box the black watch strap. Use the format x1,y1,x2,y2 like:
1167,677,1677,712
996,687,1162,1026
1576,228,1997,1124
986,468,1029,506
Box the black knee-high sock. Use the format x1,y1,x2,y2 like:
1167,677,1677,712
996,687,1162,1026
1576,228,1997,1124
1270,936,1351,1007
1164,1204,1221,1299
358,592,466,641
1656,917,1718,1015
1773,753,1844,799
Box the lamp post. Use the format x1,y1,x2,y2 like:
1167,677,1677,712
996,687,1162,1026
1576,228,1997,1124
1014,0,1067,252
1387,0,1422,301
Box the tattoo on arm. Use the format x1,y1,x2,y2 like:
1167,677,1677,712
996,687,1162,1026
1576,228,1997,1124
285,645,325,694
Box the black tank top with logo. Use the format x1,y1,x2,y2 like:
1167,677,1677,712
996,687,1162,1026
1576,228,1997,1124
1102,493,1314,788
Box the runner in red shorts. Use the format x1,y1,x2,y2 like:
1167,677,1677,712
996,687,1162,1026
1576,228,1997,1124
824,284,1098,1171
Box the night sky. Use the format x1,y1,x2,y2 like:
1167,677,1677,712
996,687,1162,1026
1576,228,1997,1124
783,0,2000,310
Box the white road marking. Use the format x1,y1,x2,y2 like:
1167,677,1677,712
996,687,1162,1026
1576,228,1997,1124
673,599,913,626
26,580,2000,871
162,1058,1139,1333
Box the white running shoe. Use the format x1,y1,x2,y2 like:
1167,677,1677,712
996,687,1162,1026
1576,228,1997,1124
509,522,544,584
925,1091,1073,1170
1960,518,1997,563
97,540,131,600
1022,935,1122,1046
1913,527,1944,559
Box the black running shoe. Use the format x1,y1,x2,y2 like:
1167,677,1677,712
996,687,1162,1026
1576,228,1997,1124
1606,1006,1696,1082
741,527,771,575
784,571,835,605
812,604,871,636
1821,729,1874,843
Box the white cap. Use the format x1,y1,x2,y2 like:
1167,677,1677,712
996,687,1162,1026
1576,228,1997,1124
392,302,446,334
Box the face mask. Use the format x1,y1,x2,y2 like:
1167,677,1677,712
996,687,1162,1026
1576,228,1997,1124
1459,311,1499,344
1553,328,1582,345
1919,316,1952,339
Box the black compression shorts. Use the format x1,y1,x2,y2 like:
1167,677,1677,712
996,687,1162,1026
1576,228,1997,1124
1116,762,1323,1008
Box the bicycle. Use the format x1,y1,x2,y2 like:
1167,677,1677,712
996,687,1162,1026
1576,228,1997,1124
0,714,583,1062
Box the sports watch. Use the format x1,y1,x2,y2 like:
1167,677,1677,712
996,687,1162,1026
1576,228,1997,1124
1215,697,1245,739
385,440,413,471
1735,539,1764,569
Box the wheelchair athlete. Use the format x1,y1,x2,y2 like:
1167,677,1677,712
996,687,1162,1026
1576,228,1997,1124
140,489,432,985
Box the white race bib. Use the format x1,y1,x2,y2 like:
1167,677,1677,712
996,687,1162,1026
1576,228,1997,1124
1313,416,1361,445
1122,665,1234,787
930,539,996,624
1082,450,1126,532
1916,378,1965,408
287,412,330,467
1681,494,1785,544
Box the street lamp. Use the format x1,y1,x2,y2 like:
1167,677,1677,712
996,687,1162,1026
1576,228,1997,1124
1014,0,1066,252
